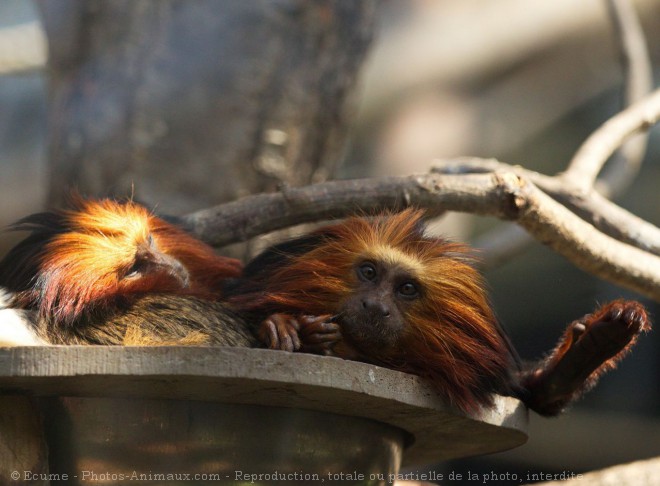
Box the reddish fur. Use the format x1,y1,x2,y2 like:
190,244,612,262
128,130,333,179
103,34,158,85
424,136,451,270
522,299,650,415
551,300,648,376
11,197,241,325
233,209,518,413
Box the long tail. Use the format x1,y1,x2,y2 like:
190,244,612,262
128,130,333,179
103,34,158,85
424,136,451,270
0,289,46,346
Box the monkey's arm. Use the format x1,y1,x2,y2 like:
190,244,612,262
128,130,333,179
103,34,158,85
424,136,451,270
522,300,650,416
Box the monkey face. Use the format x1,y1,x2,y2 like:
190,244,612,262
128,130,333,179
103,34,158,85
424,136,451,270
338,259,421,354
122,234,190,289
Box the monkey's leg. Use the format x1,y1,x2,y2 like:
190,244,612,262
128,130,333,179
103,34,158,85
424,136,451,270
522,300,650,416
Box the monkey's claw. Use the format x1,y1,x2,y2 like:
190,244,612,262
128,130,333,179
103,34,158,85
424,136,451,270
258,314,302,352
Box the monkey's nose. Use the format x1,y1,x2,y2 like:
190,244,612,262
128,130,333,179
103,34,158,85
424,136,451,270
152,252,190,288
361,298,391,318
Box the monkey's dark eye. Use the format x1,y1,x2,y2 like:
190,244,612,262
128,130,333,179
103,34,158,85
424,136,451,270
398,282,419,298
358,262,377,281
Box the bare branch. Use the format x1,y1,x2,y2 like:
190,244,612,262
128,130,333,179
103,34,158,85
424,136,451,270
599,0,654,197
434,157,660,256
506,174,660,301
563,88,660,192
181,175,488,246
465,0,654,266
182,171,660,302
178,0,660,303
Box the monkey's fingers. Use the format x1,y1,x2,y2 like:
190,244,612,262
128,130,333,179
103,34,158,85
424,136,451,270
299,315,340,340
299,315,342,354
257,314,302,352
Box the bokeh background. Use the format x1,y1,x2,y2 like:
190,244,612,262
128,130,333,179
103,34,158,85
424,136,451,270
1,1,659,483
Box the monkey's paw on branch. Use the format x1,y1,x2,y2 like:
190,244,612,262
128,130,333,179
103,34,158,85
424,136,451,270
522,300,650,416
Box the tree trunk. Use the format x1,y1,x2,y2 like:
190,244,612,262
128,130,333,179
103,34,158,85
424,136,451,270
38,0,376,215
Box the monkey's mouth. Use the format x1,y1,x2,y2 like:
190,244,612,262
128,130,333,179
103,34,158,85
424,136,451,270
334,313,401,353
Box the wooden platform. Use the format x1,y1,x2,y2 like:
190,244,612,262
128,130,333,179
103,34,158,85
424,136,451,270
0,346,528,468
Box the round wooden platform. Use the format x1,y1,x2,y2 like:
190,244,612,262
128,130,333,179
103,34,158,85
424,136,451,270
0,346,528,467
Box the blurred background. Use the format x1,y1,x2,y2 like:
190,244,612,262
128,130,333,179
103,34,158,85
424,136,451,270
0,0,659,483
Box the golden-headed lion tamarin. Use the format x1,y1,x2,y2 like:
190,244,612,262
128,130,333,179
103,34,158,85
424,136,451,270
227,209,651,415
0,196,256,347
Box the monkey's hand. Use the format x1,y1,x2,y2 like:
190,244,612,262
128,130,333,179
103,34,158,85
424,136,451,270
258,314,357,358
298,315,342,356
523,300,650,416
258,313,302,352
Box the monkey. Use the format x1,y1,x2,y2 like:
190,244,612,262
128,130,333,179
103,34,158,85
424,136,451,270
0,196,257,347
226,209,651,416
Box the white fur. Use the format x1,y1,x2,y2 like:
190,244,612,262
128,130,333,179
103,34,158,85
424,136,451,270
0,289,46,346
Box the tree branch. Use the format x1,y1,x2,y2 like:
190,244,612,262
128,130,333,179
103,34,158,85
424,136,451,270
563,87,660,192
599,0,654,197
456,0,655,266
178,0,660,302
433,157,660,256
182,171,660,302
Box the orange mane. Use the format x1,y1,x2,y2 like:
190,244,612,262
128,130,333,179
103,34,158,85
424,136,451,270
0,197,241,325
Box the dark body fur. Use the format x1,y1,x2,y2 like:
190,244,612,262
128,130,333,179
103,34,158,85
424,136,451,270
33,294,257,347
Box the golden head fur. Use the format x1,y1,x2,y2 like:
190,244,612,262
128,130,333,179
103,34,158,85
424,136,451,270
0,196,241,327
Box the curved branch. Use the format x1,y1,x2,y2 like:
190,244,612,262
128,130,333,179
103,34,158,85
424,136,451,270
448,1,654,267
599,0,654,197
563,88,660,192
182,172,660,301
181,174,497,246
433,157,660,256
